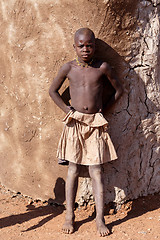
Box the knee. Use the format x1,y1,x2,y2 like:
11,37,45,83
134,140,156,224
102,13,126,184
68,162,80,178
89,165,102,181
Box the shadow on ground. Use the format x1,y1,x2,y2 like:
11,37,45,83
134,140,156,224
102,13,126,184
0,177,65,231
74,193,160,233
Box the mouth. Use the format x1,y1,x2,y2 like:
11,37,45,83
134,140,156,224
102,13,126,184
82,54,90,58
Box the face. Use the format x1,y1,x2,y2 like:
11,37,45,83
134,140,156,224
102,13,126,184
74,33,95,63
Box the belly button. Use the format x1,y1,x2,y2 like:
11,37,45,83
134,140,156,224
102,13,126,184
83,106,88,110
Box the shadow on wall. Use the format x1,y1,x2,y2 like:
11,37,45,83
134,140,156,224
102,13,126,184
61,38,122,106
61,38,125,183
0,177,65,231
60,38,160,232
95,39,158,205
61,38,158,207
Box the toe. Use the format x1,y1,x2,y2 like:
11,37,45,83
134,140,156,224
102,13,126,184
102,232,105,237
99,228,110,237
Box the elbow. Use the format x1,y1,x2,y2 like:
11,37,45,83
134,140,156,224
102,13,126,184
49,86,56,98
49,87,58,101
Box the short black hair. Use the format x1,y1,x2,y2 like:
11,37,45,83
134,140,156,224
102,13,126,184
74,28,95,42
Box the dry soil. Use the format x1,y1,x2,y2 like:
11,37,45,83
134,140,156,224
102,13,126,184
0,184,160,240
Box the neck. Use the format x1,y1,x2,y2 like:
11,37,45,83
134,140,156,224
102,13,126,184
76,57,93,68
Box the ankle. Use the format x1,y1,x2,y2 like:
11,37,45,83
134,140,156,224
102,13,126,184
65,211,75,220
96,216,105,223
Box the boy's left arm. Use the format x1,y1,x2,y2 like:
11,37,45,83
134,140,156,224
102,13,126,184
101,62,123,113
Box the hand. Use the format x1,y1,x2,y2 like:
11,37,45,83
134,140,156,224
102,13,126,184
67,105,75,112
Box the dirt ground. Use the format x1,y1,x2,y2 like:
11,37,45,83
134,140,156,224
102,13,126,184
0,184,160,240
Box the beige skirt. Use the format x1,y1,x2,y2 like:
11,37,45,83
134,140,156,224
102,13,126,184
57,110,117,165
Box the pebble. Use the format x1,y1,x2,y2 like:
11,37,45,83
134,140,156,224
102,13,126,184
109,209,115,215
138,231,147,235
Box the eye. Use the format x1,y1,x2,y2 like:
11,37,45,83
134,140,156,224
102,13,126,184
86,45,92,48
78,45,84,48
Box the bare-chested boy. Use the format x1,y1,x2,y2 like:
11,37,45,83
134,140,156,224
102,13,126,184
49,28,123,237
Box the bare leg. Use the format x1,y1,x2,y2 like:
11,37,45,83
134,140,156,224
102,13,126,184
89,165,110,237
62,162,80,234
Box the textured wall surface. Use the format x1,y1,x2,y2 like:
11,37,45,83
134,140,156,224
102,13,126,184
0,0,159,204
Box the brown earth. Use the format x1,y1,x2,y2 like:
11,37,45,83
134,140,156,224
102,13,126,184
0,0,140,202
0,184,160,240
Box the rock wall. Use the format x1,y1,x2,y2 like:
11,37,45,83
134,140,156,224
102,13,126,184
0,0,159,205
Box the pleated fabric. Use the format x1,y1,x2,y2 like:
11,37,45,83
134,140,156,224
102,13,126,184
57,110,117,165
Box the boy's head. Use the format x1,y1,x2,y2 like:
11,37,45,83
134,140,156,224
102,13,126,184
74,28,95,63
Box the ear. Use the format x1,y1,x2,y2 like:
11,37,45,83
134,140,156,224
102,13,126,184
73,44,75,49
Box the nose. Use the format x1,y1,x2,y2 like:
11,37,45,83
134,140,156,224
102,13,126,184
83,46,89,52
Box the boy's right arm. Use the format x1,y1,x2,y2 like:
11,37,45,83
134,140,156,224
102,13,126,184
49,63,71,114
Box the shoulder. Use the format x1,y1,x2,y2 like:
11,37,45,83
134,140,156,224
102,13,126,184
60,60,76,71
57,61,74,78
93,59,111,74
98,61,114,78
60,62,71,73
99,61,111,74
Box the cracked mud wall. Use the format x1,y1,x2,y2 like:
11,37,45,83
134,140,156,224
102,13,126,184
0,0,160,204
77,0,160,205
125,0,160,199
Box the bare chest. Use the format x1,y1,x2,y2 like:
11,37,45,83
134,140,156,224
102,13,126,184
67,67,103,86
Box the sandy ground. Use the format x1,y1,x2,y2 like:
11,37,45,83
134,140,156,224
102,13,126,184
0,184,160,240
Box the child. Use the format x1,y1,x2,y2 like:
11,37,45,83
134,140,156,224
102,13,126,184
49,28,123,237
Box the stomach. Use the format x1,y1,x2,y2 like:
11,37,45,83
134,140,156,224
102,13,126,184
70,89,103,114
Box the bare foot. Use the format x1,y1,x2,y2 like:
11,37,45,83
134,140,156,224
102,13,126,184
62,214,75,234
96,218,110,237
